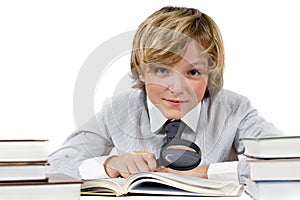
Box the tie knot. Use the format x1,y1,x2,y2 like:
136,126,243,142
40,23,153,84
164,120,181,141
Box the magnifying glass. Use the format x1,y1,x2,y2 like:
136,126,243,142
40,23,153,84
157,139,201,171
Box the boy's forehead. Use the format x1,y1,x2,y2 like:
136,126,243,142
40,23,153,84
148,57,208,70
151,40,207,62
174,40,208,65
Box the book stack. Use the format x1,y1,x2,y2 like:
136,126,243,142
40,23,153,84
0,139,82,200
0,140,49,181
241,136,300,200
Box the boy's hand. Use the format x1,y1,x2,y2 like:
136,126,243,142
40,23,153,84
104,151,157,178
156,165,209,179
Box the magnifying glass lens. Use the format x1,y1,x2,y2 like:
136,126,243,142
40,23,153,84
158,139,201,171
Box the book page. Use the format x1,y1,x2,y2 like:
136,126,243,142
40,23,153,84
81,178,126,195
126,172,233,189
81,172,243,196
124,172,242,196
128,179,200,196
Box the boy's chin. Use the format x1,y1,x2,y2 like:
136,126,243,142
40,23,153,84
162,111,185,120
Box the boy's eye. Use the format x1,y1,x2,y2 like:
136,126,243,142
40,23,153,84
188,69,201,76
155,67,169,74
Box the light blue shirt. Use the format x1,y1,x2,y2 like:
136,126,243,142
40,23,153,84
48,89,284,183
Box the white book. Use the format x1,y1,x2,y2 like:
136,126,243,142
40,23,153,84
246,179,300,200
0,140,49,162
247,158,300,180
81,172,244,197
241,135,300,158
0,161,48,181
0,173,82,200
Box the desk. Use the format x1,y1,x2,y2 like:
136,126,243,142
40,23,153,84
81,191,252,200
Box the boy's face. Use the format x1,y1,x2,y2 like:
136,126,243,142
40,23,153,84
140,41,209,119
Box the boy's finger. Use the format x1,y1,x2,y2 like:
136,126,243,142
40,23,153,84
142,153,157,171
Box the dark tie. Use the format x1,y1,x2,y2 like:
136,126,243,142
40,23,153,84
164,120,181,141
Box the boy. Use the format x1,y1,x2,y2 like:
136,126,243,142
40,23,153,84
48,6,283,184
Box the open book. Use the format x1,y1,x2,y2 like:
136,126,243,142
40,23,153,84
81,172,243,197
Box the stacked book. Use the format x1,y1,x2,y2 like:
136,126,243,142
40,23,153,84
0,139,49,181
0,139,82,200
241,135,300,200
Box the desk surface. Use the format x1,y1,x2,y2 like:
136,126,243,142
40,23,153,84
81,191,252,199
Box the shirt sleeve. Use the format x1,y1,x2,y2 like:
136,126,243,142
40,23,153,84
233,96,284,154
48,98,115,179
207,161,239,182
79,156,111,180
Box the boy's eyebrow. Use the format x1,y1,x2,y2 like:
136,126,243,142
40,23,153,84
184,61,207,69
149,61,207,69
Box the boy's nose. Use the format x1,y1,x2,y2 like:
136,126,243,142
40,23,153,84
168,73,185,95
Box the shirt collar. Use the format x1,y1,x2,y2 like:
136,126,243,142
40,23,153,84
147,97,201,133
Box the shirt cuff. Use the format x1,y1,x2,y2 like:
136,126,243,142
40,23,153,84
79,156,112,180
207,161,239,182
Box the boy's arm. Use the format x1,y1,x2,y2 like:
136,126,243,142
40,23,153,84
48,99,114,179
47,130,114,179
79,156,112,179
158,162,239,183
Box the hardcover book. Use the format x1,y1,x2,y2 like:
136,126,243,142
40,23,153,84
0,173,82,200
0,161,48,181
0,139,49,162
247,158,300,180
241,135,300,158
246,179,300,200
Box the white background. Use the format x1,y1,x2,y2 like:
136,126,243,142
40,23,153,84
1,0,299,153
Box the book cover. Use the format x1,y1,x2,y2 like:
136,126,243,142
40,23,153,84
241,135,300,158
0,173,83,200
246,179,300,200
247,158,300,180
0,139,49,162
0,161,48,181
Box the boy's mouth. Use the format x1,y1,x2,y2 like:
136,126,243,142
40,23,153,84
163,98,187,106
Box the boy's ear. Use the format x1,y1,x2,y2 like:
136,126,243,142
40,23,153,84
139,75,145,82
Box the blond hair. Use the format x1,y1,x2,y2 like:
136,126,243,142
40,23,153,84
130,6,225,97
